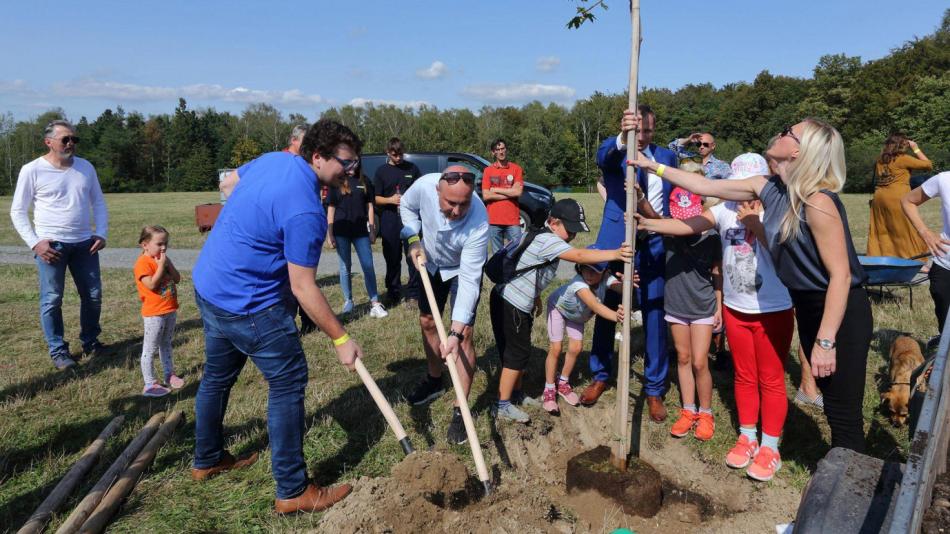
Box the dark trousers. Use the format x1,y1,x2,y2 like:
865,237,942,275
930,264,950,334
792,286,873,453
379,211,420,302
489,287,532,371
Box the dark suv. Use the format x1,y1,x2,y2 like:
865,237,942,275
361,152,555,229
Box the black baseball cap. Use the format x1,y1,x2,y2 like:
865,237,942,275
549,198,590,233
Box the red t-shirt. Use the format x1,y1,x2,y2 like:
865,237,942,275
482,162,524,226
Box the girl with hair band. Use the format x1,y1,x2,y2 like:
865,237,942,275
327,167,388,318
629,113,872,454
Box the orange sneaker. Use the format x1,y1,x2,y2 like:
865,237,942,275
725,435,758,469
694,412,715,441
747,446,781,481
670,409,697,438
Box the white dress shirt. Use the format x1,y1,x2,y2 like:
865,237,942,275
400,173,489,324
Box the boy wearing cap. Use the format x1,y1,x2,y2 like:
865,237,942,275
489,199,632,423
543,254,628,414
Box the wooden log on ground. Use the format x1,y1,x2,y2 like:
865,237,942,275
16,415,125,534
55,412,165,534
78,411,184,534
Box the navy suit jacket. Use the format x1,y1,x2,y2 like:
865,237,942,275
593,137,678,249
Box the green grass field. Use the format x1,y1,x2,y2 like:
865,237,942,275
0,192,943,532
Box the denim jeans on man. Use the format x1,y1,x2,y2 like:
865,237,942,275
335,234,379,302
35,238,102,358
489,224,522,254
194,291,309,499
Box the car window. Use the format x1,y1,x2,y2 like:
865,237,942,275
446,156,484,183
360,155,386,180
404,155,441,175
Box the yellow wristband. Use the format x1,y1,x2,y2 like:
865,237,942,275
656,164,666,178
407,235,420,245
332,333,350,347
913,148,922,154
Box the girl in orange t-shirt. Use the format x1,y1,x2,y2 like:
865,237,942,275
134,225,183,397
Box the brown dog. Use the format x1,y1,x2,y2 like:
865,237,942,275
881,335,925,426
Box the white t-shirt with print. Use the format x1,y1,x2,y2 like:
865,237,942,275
710,202,792,314
922,172,950,271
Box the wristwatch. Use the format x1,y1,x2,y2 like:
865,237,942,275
449,329,465,342
817,338,836,350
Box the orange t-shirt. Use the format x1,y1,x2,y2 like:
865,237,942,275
134,254,179,317
481,162,524,226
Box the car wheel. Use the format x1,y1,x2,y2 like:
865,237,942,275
519,210,530,232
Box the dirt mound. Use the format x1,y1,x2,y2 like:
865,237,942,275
390,450,470,497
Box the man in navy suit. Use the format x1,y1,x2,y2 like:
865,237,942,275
580,105,677,423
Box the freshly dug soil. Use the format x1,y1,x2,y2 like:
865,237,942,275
390,450,470,498
566,445,663,517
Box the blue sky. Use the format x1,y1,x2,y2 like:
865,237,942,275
1,0,946,121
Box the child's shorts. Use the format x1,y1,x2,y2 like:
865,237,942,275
665,313,715,326
547,303,585,342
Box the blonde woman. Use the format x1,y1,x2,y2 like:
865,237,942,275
626,111,872,454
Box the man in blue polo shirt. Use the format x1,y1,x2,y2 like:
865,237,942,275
191,120,363,515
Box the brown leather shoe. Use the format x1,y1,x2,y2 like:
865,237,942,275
274,483,353,514
191,450,259,481
647,395,668,422
580,380,608,406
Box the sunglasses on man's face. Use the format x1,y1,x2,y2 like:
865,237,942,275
781,126,800,145
440,171,476,185
56,136,80,145
333,155,360,174
698,142,712,148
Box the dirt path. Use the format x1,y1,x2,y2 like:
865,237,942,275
318,400,801,533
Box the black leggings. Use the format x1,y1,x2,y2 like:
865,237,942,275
791,287,873,453
930,264,950,335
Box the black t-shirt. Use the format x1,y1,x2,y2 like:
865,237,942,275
328,176,374,237
373,161,421,213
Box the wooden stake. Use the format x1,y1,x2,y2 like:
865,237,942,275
55,413,165,534
611,0,642,472
415,258,492,495
78,411,184,534
354,358,415,455
16,415,125,534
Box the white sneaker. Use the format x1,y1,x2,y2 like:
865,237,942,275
631,310,643,327
369,302,388,318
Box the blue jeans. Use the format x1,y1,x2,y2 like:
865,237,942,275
194,291,309,499
35,238,102,357
489,224,522,254
335,234,379,302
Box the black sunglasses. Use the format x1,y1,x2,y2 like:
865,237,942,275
57,136,80,145
333,155,359,173
781,126,800,144
440,171,476,185
698,142,711,148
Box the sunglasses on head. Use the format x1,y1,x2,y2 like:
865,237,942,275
440,171,476,185
57,136,80,145
781,125,800,144
332,155,360,173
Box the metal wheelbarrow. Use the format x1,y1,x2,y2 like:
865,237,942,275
859,253,930,308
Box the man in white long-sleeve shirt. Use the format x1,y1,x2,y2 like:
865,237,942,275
10,120,109,370
400,165,489,444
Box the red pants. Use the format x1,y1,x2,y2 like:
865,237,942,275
724,306,795,436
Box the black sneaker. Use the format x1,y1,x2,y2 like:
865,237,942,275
406,375,445,405
83,340,106,358
447,408,467,445
51,353,77,370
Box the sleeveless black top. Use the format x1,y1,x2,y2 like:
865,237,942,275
758,175,867,292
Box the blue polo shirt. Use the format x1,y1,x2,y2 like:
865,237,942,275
193,152,327,314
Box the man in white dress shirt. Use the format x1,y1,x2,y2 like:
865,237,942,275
10,120,109,370
400,164,489,444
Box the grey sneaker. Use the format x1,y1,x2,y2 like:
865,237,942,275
447,409,467,445
511,390,541,408
52,354,77,370
493,402,531,424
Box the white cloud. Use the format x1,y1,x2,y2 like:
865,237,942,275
48,78,324,106
415,61,448,80
348,97,431,109
460,83,576,104
0,79,36,95
536,56,561,72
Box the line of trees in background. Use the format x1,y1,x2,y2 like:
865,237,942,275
1,10,947,196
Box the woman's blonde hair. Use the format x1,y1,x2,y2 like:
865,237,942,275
779,118,846,242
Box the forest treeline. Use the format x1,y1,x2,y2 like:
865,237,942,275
0,10,947,195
